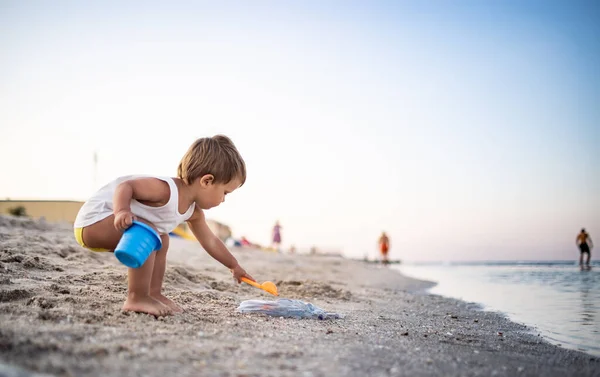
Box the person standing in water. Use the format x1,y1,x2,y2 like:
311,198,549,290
576,228,593,267
378,231,390,264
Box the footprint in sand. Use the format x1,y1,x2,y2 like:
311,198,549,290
0,289,31,302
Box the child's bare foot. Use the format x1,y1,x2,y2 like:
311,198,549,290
122,294,172,316
151,293,183,313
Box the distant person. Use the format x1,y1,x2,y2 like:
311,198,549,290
272,221,282,250
576,228,593,267
378,231,390,264
73,135,254,317
240,236,252,247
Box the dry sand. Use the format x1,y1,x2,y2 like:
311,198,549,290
0,215,598,377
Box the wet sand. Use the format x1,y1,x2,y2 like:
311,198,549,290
0,215,598,377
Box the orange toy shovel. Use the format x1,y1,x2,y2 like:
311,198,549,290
241,277,279,296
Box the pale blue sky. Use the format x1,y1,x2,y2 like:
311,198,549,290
1,1,598,261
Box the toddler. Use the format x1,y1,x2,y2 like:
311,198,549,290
74,135,253,316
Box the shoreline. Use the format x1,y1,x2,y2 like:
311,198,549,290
0,215,598,377
395,262,600,358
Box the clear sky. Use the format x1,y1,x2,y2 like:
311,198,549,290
1,1,598,261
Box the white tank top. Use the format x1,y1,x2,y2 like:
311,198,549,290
74,175,195,234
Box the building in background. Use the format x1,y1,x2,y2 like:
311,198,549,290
0,200,84,224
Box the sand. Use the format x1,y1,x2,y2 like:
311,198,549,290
0,215,598,377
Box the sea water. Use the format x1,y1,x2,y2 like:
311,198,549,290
393,261,600,356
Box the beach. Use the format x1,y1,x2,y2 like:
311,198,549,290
0,215,598,377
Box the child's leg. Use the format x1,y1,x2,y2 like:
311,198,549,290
149,235,182,312
81,215,172,317
123,251,171,316
80,215,124,251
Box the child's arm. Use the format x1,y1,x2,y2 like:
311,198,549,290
113,177,171,230
187,207,254,283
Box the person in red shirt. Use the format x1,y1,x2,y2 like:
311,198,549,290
378,231,390,264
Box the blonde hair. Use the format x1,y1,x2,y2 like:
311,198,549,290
177,135,246,186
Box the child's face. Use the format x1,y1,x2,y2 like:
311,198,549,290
196,176,242,210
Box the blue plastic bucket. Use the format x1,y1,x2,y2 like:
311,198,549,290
114,221,162,268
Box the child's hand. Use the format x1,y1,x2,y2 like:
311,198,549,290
231,265,253,283
114,210,135,231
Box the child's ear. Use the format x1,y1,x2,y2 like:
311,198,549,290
200,174,214,187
